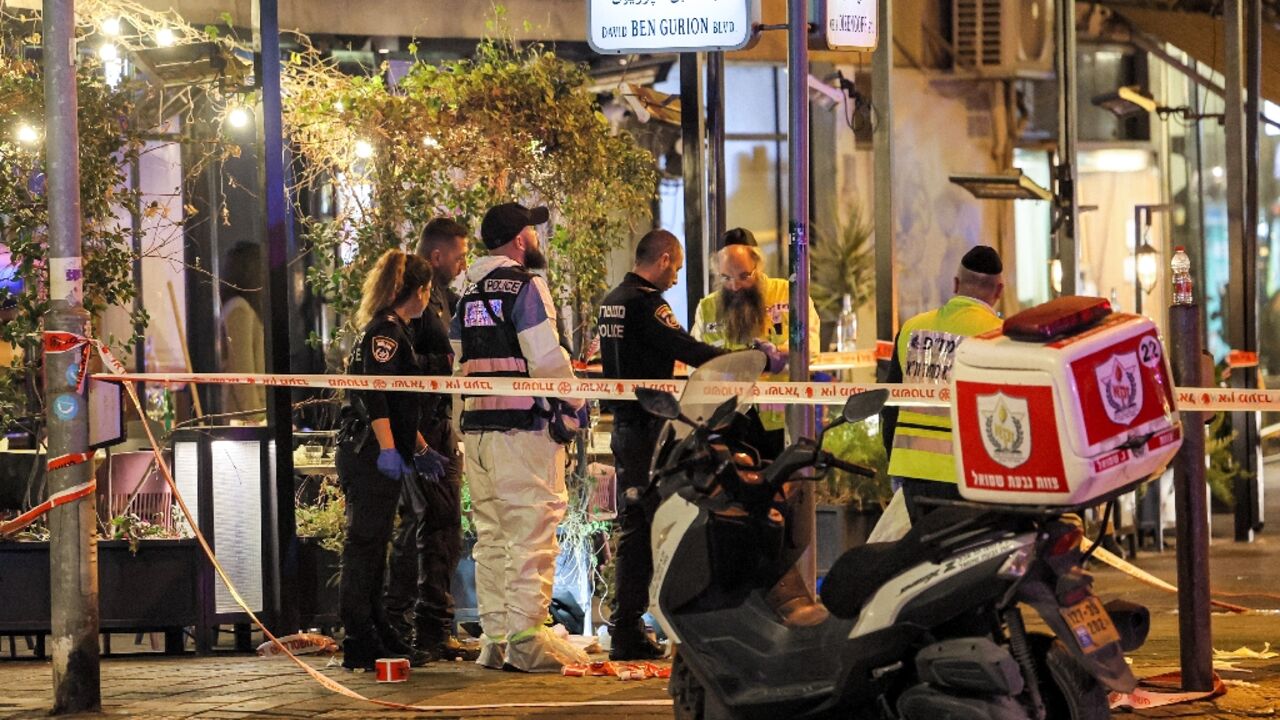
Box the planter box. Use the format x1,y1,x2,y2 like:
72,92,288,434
0,539,200,635
815,504,882,576
296,537,341,628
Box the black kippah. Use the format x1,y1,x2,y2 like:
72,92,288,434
961,245,1003,275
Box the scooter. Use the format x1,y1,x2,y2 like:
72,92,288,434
636,351,1151,720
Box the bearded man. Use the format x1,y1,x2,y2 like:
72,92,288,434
691,242,819,459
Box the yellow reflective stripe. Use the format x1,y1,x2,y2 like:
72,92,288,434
887,446,957,483
892,431,952,453
898,408,952,430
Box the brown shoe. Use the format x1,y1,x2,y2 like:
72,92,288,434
766,566,829,627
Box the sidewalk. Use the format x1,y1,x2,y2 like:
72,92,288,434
4,461,1277,719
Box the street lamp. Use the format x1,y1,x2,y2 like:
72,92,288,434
1132,203,1174,315
1092,85,1224,124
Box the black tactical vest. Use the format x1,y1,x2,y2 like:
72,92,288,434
456,265,539,432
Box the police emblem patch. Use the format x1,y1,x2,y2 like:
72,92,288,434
977,392,1030,469
655,303,682,330
371,336,398,363
1095,353,1142,425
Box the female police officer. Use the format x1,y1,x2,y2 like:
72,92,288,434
337,249,447,670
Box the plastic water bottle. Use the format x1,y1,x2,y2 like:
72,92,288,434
1171,246,1193,305
835,294,857,352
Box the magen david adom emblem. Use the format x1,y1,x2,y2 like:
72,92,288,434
978,392,1030,469
1095,352,1142,426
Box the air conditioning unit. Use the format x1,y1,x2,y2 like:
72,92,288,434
953,0,1055,78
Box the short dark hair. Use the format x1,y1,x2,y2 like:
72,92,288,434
635,229,681,266
721,227,757,248
416,217,469,256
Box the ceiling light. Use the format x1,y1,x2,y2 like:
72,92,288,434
1091,85,1157,118
98,43,119,62
949,170,1052,201
101,17,122,36
1078,148,1152,174
155,27,177,47
354,139,374,159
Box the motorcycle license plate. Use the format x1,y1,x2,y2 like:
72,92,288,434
1059,596,1121,655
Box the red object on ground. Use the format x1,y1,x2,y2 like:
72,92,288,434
375,658,410,683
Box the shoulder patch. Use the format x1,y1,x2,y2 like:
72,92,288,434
654,303,682,330
371,335,398,364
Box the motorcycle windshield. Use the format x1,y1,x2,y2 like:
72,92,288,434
673,350,766,439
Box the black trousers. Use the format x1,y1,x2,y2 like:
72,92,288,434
609,415,665,633
384,419,463,646
901,478,962,522
337,442,402,650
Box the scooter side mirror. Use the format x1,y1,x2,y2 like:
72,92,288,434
842,389,889,424
636,387,682,420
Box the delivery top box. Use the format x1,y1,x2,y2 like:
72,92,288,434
950,304,1182,506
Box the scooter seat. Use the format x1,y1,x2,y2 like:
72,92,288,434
820,542,919,619
820,506,984,619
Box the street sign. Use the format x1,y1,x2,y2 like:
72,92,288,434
824,0,878,51
587,0,758,54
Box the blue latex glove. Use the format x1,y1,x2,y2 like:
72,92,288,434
414,446,449,481
377,448,411,480
752,340,789,374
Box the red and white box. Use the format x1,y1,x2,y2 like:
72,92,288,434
375,657,410,683
951,308,1182,506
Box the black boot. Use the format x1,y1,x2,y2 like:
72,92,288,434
377,624,431,667
341,635,381,671
608,621,665,661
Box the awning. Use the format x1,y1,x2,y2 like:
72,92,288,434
1105,5,1280,105
5,0,588,41
7,0,869,63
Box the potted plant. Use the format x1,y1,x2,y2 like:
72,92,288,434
811,204,875,353
814,415,890,575
293,478,345,628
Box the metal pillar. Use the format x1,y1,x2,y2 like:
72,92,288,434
681,52,708,327
1169,303,1213,692
1134,205,1144,316
42,0,100,712
1054,0,1079,296
707,51,727,245
787,0,817,586
872,0,896,357
1222,0,1262,541
252,0,299,633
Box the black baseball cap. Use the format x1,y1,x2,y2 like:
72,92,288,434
960,245,1003,275
481,202,550,250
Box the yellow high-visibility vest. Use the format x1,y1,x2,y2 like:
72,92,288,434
692,277,820,431
887,295,1002,483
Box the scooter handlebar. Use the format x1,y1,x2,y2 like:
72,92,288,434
822,453,877,478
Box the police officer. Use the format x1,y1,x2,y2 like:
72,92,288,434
382,219,476,661
336,249,440,671
597,229,734,659
449,202,589,673
882,245,1004,521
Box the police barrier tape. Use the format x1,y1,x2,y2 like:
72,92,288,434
94,371,1280,413
36,334,671,713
